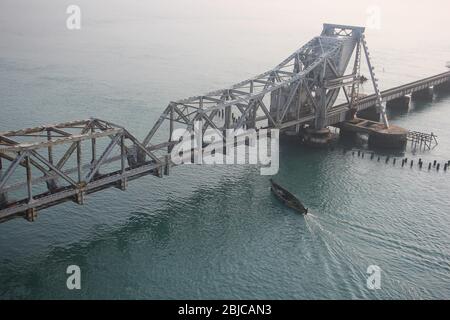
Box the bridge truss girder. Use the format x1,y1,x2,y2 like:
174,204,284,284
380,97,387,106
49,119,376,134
142,24,384,153
0,119,168,222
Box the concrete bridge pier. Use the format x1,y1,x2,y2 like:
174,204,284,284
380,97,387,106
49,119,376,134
411,86,434,101
386,95,411,110
301,123,335,148
301,127,333,147
25,208,37,222
368,128,408,149
338,118,408,150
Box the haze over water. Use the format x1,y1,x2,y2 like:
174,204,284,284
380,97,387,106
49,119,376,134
0,0,449,299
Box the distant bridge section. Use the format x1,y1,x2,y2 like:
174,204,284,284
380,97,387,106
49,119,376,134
340,71,450,111
326,70,450,124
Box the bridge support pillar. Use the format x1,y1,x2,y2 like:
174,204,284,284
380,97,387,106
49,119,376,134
301,127,334,147
74,190,85,205
386,95,410,110
25,208,37,222
338,119,408,150
163,155,170,176
368,129,408,150
412,87,434,101
118,178,128,191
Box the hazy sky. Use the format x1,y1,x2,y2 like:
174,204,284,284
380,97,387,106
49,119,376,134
1,0,449,43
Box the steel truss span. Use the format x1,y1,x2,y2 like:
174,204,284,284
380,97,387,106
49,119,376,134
2,24,447,223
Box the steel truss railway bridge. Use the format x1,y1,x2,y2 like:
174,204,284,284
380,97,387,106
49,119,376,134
1,24,450,223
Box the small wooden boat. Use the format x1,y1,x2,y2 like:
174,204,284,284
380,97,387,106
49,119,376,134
270,179,308,215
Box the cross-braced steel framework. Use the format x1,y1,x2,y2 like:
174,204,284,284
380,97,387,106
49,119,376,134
142,24,388,150
0,119,171,222
0,24,390,223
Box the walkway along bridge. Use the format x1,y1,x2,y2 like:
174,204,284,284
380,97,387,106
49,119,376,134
1,24,450,223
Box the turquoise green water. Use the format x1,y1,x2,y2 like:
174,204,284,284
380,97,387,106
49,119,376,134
0,0,449,299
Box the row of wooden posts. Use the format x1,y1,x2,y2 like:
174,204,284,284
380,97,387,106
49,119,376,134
345,149,449,172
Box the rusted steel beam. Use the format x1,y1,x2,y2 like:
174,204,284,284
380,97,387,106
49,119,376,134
0,129,122,153
0,120,91,137
0,152,27,190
